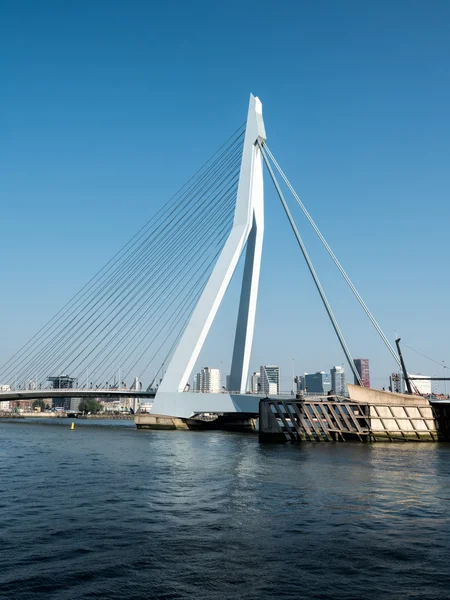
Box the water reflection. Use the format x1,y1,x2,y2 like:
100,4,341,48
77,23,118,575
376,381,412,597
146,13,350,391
1,422,450,600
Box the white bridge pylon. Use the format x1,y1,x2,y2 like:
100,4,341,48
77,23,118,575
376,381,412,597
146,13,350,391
152,94,266,418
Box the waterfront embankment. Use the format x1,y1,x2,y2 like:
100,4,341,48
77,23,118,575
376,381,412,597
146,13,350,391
0,412,134,420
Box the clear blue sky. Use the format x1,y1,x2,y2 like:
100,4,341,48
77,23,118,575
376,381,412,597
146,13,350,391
2,0,450,390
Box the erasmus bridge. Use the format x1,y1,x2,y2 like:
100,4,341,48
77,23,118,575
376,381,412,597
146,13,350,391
0,95,404,418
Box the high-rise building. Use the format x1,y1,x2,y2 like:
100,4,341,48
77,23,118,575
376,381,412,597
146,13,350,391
192,367,221,393
390,372,432,395
52,397,71,410
47,374,76,410
202,367,221,393
192,372,201,392
305,372,331,394
260,366,280,395
251,372,260,394
409,374,432,395
47,375,76,389
331,366,347,396
226,375,231,391
353,359,370,387
295,374,306,392
69,397,81,411
389,372,402,393
0,385,11,411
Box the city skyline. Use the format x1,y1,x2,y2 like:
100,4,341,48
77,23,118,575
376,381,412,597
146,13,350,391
1,2,450,393
188,362,353,395
3,349,447,396
3,356,447,401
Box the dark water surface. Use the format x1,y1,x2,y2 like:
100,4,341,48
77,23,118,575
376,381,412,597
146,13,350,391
1,419,450,600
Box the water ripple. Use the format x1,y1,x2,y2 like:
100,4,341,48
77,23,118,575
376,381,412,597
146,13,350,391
1,422,450,599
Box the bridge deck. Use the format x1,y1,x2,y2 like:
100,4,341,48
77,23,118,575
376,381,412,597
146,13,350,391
0,389,155,401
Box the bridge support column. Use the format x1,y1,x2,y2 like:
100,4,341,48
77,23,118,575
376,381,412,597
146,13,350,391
152,94,266,418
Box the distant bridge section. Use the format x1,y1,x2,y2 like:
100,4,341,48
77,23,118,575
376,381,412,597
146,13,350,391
0,388,155,402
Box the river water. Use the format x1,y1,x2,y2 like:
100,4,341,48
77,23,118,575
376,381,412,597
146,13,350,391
1,419,450,600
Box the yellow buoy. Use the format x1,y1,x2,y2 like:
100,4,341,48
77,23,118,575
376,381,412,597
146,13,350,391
70,422,75,430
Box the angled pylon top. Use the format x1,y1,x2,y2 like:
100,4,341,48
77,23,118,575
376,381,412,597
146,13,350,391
249,94,267,144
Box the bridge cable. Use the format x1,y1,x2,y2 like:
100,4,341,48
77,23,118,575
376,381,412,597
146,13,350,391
82,191,237,385
263,144,402,370
53,162,239,379
398,342,448,369
93,204,235,384
31,151,241,385
7,129,243,388
8,132,243,384
134,226,233,386
259,142,363,386
95,189,237,378
97,222,234,388
0,124,245,378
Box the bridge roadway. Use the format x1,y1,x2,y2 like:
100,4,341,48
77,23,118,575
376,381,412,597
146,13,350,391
0,388,156,401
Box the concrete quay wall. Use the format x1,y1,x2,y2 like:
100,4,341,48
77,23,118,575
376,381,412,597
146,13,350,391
134,414,189,430
347,384,440,440
368,404,436,439
134,413,258,431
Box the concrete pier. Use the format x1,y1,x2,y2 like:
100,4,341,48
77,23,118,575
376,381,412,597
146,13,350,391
259,387,448,443
135,412,258,432
134,414,189,430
